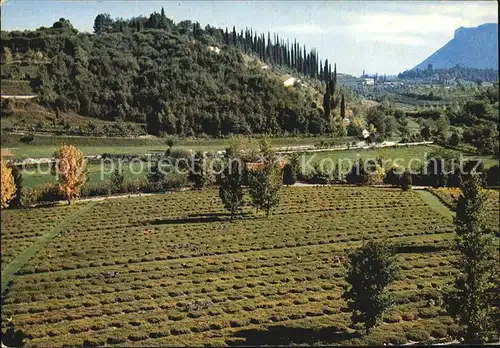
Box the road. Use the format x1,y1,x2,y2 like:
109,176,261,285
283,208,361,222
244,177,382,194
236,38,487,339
0,95,37,99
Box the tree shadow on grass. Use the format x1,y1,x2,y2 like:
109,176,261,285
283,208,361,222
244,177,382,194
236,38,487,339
396,245,450,253
148,216,222,225
226,326,360,346
2,326,25,347
146,211,257,225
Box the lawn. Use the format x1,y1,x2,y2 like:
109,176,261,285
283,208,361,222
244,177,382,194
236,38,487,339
1,186,467,346
1,133,355,158
427,187,499,230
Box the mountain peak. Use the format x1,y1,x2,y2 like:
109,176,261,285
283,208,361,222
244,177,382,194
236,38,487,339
413,23,498,70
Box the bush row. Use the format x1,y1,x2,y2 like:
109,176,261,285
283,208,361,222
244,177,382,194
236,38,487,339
22,175,188,206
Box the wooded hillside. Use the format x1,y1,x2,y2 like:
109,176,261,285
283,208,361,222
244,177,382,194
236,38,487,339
1,11,349,137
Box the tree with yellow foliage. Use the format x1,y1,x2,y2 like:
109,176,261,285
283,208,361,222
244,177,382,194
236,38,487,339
1,156,16,209
52,144,87,204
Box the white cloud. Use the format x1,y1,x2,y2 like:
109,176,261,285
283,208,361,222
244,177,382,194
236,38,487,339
273,1,497,47
273,24,324,35
410,1,497,19
360,34,431,47
352,2,497,46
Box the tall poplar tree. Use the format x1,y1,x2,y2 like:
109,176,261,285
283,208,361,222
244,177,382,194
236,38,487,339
444,174,497,343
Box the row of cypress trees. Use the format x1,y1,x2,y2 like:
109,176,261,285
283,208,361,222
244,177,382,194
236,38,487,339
223,26,333,81
93,9,338,83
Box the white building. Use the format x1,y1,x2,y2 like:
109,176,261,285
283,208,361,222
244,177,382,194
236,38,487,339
363,78,375,86
283,77,297,87
208,46,220,54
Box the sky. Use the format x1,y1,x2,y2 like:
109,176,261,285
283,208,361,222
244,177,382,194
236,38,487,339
1,1,498,75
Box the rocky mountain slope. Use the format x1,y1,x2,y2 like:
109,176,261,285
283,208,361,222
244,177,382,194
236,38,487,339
413,23,498,70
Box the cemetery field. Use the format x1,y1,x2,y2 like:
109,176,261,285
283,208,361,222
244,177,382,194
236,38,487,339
0,186,487,346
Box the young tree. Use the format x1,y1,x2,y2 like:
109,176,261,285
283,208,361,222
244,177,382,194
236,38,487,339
2,47,13,65
426,149,459,188
342,241,400,334
383,166,402,187
248,138,282,216
9,165,23,208
397,116,411,139
218,154,245,220
1,157,16,209
165,136,176,150
147,161,166,192
282,163,296,186
443,174,497,343
110,167,124,192
188,151,207,189
399,171,412,191
288,152,301,180
434,113,450,144
52,144,87,205
340,94,346,119
420,125,432,141
486,165,499,187
93,13,113,34
448,132,461,147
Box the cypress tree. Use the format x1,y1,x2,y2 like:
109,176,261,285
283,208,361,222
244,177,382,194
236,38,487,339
333,63,337,94
267,32,271,62
323,59,329,82
303,46,307,75
340,94,346,119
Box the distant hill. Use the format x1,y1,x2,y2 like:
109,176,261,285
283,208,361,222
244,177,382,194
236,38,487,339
413,23,498,70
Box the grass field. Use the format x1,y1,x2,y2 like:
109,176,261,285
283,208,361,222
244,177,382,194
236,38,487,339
1,133,357,158
427,188,499,230
0,80,35,96
1,186,470,346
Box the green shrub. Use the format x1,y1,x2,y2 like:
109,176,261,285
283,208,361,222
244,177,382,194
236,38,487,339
124,179,149,193
146,174,188,193
405,328,430,342
128,332,149,341
384,313,402,323
401,313,416,321
170,327,191,335
23,183,65,205
386,335,407,345
417,307,441,319
430,327,448,339
80,181,111,197
20,133,35,144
